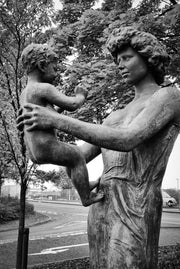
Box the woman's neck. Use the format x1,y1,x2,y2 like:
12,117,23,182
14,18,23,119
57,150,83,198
134,74,160,100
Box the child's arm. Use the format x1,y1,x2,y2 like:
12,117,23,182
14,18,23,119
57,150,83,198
42,83,88,112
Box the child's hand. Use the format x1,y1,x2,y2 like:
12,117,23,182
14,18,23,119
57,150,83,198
75,85,88,99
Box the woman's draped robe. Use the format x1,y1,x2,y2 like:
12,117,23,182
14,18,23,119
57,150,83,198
88,123,179,269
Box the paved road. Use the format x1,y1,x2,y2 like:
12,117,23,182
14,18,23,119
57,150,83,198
0,201,88,242
1,201,180,242
0,201,180,267
1,201,180,243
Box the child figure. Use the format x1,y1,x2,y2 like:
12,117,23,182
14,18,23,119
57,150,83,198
20,43,103,206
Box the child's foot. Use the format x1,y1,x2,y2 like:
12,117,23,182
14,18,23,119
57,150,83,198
82,191,104,207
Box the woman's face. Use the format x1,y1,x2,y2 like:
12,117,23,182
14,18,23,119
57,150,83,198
116,47,148,85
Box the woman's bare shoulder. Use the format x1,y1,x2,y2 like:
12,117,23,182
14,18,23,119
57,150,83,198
150,86,180,125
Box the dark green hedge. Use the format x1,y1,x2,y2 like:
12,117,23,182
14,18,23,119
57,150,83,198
0,196,34,223
158,244,180,269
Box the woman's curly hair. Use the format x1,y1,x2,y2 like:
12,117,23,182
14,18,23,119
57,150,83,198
21,43,58,74
106,27,170,85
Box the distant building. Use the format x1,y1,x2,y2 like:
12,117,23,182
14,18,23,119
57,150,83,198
1,179,20,198
1,178,80,201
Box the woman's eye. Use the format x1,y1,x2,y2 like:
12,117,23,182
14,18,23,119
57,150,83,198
124,56,131,61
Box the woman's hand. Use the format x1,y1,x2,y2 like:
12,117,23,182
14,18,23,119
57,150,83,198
16,103,58,131
16,107,24,133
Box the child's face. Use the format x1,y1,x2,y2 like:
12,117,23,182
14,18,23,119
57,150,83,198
42,60,57,83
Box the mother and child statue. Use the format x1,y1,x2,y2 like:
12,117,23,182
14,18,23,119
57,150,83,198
17,26,180,269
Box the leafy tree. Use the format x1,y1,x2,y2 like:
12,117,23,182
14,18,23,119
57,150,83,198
0,0,56,268
55,0,96,26
0,114,14,195
32,167,72,189
33,169,61,186
49,0,136,128
0,112,20,195
58,166,73,189
101,0,132,12
47,0,180,130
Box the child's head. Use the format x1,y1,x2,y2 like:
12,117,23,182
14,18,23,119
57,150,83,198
21,43,58,74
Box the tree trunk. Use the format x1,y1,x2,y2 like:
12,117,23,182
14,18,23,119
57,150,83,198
0,176,4,197
0,182,2,197
68,188,71,200
16,177,27,269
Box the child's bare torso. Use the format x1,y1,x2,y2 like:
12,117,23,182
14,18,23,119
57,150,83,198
20,82,57,161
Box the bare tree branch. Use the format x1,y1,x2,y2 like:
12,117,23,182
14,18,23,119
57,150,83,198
169,0,177,5
0,111,21,175
0,57,17,114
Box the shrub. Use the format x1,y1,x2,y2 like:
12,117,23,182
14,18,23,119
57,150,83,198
164,189,180,204
0,196,34,223
158,244,180,269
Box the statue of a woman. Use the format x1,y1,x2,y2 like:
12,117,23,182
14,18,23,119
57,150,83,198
17,27,180,269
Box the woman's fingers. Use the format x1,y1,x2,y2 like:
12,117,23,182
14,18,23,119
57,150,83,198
16,104,39,132
16,114,25,132
25,123,37,132
16,114,23,124
23,111,34,119
24,103,39,111
17,123,24,132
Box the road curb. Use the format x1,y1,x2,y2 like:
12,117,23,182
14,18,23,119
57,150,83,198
30,199,180,210
0,215,53,233
163,208,180,214
30,199,82,206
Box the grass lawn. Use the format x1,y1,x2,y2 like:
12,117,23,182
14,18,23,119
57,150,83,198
0,234,88,269
0,237,180,269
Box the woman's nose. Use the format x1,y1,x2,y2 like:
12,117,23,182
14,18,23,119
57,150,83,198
118,61,125,70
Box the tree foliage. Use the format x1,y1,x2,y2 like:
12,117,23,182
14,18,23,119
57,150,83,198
0,0,56,184
0,113,16,195
45,0,180,129
0,1,56,266
33,167,73,189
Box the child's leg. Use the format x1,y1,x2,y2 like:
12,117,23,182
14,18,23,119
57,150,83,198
33,139,104,206
70,156,104,206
